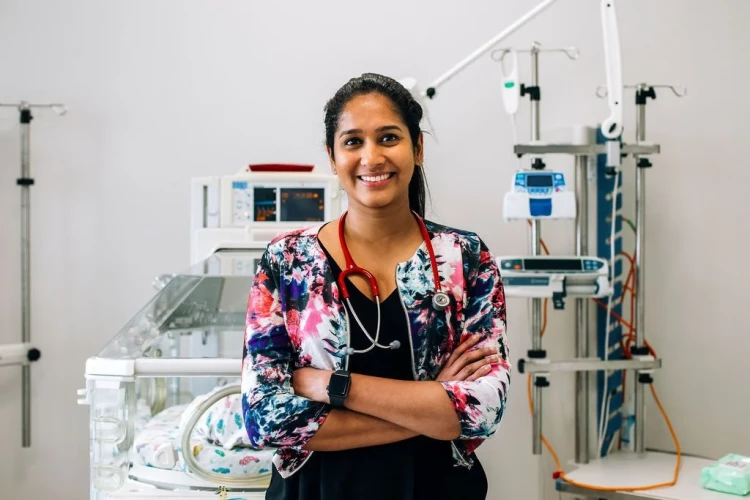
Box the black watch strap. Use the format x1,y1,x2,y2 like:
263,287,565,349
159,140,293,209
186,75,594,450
329,392,346,408
327,370,351,408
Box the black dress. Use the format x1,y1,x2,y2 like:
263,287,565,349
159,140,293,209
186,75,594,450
264,243,488,500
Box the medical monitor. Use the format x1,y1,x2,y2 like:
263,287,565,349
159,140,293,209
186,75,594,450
190,166,345,265
247,186,326,224
221,173,339,227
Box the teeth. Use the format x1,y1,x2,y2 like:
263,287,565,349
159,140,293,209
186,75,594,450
360,174,391,182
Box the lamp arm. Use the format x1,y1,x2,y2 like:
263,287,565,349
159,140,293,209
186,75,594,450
423,0,563,98
420,0,625,158
600,0,623,139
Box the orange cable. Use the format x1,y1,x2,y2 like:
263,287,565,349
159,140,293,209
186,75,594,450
529,234,682,492
617,251,636,448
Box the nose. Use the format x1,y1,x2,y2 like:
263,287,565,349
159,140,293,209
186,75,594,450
360,140,385,168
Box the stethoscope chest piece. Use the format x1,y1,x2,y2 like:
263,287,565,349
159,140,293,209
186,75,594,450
432,291,451,311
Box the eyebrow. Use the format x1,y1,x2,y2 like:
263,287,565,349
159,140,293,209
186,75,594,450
338,125,403,138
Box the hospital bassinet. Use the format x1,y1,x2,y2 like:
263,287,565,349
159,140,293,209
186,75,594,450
79,250,271,500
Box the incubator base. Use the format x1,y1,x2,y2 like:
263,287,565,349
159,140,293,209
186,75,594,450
556,450,729,499
128,463,270,493
104,478,265,500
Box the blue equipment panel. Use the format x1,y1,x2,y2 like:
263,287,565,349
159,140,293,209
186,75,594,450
512,172,568,217
596,129,625,457
513,171,566,195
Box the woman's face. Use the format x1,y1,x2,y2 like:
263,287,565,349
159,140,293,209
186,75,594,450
328,92,423,213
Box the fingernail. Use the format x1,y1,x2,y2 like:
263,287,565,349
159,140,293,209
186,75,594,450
483,365,491,371
489,355,499,361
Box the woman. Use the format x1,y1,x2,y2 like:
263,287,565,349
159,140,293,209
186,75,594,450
241,73,511,500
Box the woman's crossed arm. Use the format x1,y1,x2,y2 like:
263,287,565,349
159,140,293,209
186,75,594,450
296,334,500,449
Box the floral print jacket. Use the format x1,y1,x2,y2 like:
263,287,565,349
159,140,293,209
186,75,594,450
241,219,511,478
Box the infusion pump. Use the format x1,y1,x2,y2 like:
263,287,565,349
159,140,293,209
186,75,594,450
190,165,346,265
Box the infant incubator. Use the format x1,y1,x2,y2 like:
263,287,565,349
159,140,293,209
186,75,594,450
78,165,344,499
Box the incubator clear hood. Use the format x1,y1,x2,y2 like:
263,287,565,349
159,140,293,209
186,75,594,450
86,249,264,378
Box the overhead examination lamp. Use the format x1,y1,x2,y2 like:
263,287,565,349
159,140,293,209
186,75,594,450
400,0,624,168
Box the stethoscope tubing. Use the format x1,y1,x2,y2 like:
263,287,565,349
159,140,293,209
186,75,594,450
336,211,450,356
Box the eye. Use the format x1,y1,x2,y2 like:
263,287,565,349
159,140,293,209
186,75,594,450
342,137,362,147
380,133,399,144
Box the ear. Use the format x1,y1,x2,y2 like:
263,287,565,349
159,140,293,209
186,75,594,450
414,132,424,166
326,145,337,174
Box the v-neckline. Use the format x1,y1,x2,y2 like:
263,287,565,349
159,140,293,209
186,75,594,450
310,220,431,306
318,238,401,306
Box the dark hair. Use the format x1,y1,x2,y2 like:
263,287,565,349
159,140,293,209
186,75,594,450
324,73,429,218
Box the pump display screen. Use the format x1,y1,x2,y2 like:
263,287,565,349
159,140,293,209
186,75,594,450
523,258,582,271
253,188,277,222
526,174,553,187
280,188,325,221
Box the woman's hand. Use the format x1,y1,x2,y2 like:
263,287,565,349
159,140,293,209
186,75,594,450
292,367,333,403
436,334,499,382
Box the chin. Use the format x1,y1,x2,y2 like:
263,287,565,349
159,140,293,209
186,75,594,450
354,194,400,211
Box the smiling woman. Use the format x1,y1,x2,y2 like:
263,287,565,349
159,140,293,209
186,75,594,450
241,73,511,500
323,74,428,220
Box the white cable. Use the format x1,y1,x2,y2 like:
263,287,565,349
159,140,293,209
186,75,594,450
597,170,619,455
597,391,611,455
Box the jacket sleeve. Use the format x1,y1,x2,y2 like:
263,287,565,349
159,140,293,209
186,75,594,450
241,248,331,450
439,237,511,444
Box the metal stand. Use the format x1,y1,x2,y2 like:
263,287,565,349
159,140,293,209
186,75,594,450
514,83,684,498
633,85,652,456
600,83,684,457
528,44,545,457
0,100,66,447
513,77,687,477
502,42,584,457
574,153,590,465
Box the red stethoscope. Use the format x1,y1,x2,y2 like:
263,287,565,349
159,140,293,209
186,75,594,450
337,210,451,355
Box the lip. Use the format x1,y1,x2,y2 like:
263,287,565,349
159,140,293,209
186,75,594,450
357,172,396,188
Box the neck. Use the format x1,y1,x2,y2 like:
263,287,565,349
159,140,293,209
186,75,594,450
342,200,418,246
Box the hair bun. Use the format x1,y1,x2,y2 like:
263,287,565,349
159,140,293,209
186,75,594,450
408,99,424,123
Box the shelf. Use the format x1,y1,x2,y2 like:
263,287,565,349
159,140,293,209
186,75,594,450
556,451,733,500
519,357,661,374
513,143,661,156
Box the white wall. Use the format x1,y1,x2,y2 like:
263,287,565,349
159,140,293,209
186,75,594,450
0,1,747,499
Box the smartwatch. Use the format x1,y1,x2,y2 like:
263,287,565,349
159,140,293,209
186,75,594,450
326,370,351,408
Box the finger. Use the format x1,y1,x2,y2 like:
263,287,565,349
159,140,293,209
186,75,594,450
466,364,493,382
447,344,497,376
458,354,498,380
444,334,482,369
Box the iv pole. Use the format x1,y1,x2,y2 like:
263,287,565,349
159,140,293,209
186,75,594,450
402,0,624,454
0,100,66,447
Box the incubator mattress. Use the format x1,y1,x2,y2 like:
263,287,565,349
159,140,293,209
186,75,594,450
134,403,273,478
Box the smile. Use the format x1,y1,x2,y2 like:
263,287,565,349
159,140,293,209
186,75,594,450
358,173,395,183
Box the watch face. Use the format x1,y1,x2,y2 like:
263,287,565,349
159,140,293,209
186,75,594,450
328,373,350,396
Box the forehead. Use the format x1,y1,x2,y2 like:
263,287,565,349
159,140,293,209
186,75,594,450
337,93,404,130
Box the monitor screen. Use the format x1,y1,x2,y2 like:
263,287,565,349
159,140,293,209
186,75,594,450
280,188,325,222
253,187,277,222
526,174,553,187
523,258,582,271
